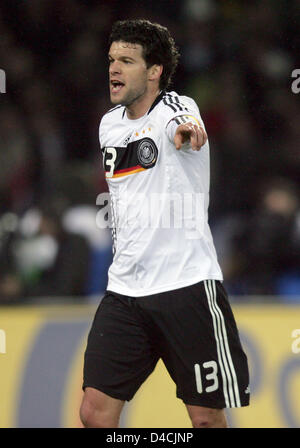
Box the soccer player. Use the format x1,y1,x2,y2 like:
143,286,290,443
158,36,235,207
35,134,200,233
80,19,250,428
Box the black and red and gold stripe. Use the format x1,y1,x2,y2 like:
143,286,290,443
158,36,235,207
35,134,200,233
103,138,157,179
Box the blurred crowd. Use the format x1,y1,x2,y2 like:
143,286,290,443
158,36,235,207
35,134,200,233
0,0,299,304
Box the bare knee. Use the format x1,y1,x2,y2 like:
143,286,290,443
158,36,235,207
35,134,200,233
80,399,117,428
80,388,124,428
187,405,227,428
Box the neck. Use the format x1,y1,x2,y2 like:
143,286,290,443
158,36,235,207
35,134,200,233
126,87,161,120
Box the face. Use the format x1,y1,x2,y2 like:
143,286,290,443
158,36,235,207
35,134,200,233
108,41,149,107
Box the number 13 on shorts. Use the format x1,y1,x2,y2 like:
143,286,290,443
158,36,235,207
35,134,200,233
194,361,219,394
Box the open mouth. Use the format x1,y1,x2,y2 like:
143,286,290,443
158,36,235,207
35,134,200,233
111,80,125,93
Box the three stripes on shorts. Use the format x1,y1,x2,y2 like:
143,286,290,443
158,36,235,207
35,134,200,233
203,280,241,407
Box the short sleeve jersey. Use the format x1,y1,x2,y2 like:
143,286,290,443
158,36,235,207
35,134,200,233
99,90,223,297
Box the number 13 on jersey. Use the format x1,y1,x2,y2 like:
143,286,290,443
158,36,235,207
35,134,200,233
104,147,117,178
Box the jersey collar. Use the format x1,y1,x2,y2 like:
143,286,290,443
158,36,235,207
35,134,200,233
122,90,165,119
147,90,165,115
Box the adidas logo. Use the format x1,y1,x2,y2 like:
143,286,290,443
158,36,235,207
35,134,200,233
245,385,250,394
123,133,132,146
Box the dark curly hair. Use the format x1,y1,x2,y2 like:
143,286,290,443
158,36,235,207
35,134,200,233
109,19,180,90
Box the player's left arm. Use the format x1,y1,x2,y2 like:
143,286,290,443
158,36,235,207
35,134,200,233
167,114,207,151
174,118,207,151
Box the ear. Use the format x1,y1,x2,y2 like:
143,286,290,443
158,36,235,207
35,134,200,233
148,64,163,82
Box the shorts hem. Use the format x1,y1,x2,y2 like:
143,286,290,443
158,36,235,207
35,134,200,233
82,383,134,402
179,395,250,409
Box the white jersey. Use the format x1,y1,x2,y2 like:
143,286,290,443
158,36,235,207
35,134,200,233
99,90,223,297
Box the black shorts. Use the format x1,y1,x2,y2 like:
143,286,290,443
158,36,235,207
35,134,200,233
83,280,250,409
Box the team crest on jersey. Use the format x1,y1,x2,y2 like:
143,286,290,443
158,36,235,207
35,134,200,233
137,138,158,168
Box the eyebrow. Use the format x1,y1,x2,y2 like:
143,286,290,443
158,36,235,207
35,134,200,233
108,55,136,62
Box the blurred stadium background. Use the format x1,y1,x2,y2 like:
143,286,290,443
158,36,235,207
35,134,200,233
0,0,300,428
